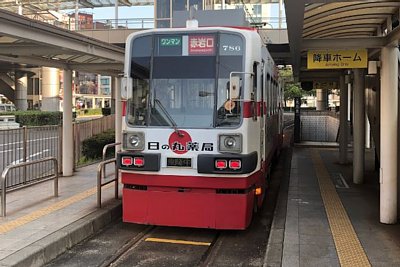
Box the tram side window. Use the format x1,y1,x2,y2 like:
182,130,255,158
267,74,271,117
275,82,278,113
261,61,264,118
272,81,275,114
272,81,276,114
252,62,258,121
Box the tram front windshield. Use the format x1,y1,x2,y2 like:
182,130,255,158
127,32,244,128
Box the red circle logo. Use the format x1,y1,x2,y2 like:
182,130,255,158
168,130,192,154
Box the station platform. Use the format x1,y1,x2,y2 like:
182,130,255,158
265,145,400,267
0,163,121,267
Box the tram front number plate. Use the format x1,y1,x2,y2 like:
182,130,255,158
167,158,192,167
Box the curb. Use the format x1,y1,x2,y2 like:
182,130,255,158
263,148,292,267
0,200,122,267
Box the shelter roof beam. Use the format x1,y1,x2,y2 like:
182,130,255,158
0,9,124,63
0,44,83,56
302,37,386,50
284,0,305,79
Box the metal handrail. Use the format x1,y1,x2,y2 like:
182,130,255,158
102,142,121,176
1,157,58,217
102,142,121,162
97,158,119,208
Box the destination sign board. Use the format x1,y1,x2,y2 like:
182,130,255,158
189,35,215,55
307,49,367,69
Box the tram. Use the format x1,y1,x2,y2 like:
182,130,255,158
118,22,283,229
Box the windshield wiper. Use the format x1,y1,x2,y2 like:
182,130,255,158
154,99,184,136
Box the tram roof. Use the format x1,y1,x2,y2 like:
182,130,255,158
285,0,400,81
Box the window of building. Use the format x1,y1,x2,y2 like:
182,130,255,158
173,0,186,11
157,0,171,19
189,0,203,10
253,4,262,17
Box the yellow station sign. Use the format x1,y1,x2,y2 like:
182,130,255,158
307,49,367,69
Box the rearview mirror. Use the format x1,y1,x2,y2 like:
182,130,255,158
229,76,240,99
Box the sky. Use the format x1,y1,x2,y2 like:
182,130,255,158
63,6,154,20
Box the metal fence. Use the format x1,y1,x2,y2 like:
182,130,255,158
0,125,61,189
73,115,115,168
0,115,115,190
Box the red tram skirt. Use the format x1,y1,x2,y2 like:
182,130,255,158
121,172,259,230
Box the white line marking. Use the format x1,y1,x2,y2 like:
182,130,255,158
10,149,50,165
0,147,23,153
338,173,349,188
0,136,58,147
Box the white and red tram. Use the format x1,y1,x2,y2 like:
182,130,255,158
118,24,283,230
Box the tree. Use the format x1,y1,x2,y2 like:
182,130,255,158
284,83,303,104
279,67,314,107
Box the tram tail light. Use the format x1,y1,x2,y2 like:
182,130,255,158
133,157,145,167
215,159,227,170
121,156,133,166
229,159,241,170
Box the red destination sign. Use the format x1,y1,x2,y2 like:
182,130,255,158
189,35,215,55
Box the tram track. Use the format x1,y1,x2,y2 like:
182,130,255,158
196,232,222,267
101,225,156,267
104,225,223,267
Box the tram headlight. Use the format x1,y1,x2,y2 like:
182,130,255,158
218,134,242,153
224,137,236,148
123,131,145,151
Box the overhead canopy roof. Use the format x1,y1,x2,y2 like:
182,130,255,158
0,9,124,76
284,0,400,81
0,0,153,14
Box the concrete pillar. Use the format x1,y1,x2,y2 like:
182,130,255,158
115,0,119,28
380,46,398,224
75,0,79,30
316,89,327,110
62,70,74,177
41,67,60,111
348,83,351,121
72,71,77,109
339,75,348,164
111,77,116,114
15,72,28,111
279,0,283,29
365,114,371,149
353,68,365,184
115,77,122,153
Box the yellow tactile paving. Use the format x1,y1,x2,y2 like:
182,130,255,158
145,237,211,246
0,183,113,235
311,149,371,267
